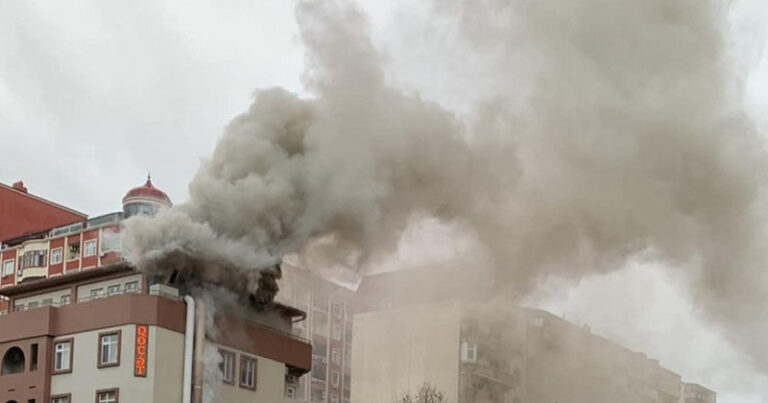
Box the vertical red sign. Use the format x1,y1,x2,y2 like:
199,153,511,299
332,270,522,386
135,324,149,377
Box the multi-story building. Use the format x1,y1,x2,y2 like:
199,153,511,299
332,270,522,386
276,261,354,403
351,264,716,403
0,178,312,403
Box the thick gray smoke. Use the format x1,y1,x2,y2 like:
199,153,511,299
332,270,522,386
124,0,768,372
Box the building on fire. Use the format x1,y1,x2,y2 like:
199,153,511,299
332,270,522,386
0,178,311,403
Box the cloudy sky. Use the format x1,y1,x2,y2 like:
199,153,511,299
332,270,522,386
2,1,768,402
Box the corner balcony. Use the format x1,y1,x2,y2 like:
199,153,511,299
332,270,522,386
16,267,47,283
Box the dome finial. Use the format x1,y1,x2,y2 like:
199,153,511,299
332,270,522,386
147,170,151,182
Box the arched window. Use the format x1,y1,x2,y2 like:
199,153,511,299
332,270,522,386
1,347,25,375
6,400,19,403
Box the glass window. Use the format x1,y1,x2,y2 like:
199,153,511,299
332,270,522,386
332,324,342,340
332,302,343,318
60,295,71,306
332,348,340,365
50,248,63,265
84,240,98,257
67,243,80,261
125,281,139,293
99,332,120,366
91,288,104,300
52,397,70,403
107,285,121,296
27,301,39,309
240,356,257,389
42,298,53,307
96,390,117,403
332,370,340,387
54,340,72,372
2,260,13,277
219,350,235,384
331,395,339,403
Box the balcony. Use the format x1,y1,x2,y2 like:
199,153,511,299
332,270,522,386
460,362,518,388
17,267,47,283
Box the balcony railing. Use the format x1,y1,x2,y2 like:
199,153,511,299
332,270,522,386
461,362,518,387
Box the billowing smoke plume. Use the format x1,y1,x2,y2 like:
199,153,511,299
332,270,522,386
124,0,768,371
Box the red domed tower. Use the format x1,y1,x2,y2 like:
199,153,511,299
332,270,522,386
122,174,172,218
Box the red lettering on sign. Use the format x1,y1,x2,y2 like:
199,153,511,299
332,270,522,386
135,325,149,377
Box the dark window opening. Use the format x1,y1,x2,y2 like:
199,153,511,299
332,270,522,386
1,347,26,375
30,344,38,371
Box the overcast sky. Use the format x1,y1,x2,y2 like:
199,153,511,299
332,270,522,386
2,1,768,402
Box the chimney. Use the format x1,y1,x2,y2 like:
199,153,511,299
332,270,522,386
12,181,27,193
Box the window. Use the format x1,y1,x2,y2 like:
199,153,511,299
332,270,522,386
53,340,72,373
286,386,296,398
96,389,118,403
1,346,25,375
219,350,235,384
15,303,26,312
67,243,80,261
125,281,139,293
51,395,70,403
332,324,342,340
312,362,327,381
42,298,53,307
331,370,340,388
84,240,98,257
332,302,343,318
50,248,63,265
91,288,104,300
98,331,120,367
313,311,329,336
107,285,121,296
240,355,257,390
3,259,15,277
60,295,71,306
27,301,39,309
332,348,340,365
19,250,47,270
460,342,477,363
30,344,38,371
331,395,339,403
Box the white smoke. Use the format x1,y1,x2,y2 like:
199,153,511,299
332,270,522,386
124,0,768,379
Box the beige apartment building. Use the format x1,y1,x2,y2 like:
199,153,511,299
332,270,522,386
351,265,716,403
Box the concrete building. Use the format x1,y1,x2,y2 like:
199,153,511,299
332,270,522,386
0,179,312,403
351,265,716,403
276,262,354,403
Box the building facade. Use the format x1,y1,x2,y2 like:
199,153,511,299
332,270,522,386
0,179,312,403
351,265,717,403
276,262,354,403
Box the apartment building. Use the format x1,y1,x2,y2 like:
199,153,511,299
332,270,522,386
351,264,716,403
0,178,312,402
276,262,354,403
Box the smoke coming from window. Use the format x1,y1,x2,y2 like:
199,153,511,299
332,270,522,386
123,0,768,377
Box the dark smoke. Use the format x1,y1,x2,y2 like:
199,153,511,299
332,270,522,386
123,0,768,378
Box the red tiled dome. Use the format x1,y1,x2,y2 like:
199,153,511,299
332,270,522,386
122,175,172,206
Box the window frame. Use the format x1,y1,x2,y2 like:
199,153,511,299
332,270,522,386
219,349,236,385
331,348,340,365
67,243,80,261
2,258,15,277
95,388,119,403
60,294,71,306
239,355,258,391
51,394,71,403
52,338,74,374
90,288,104,300
97,330,122,368
331,370,340,388
50,247,64,265
107,284,121,296
124,281,139,293
84,239,98,257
